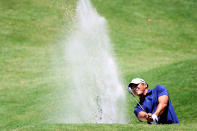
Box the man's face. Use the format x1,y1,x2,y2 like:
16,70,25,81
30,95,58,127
132,83,147,97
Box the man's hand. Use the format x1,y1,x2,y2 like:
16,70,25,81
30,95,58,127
146,113,159,124
138,112,159,124
146,113,153,123
138,112,154,122
151,114,159,124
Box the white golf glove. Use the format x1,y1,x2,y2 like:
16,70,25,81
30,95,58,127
150,114,158,124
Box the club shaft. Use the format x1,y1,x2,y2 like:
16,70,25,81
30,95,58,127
133,96,145,111
130,92,145,111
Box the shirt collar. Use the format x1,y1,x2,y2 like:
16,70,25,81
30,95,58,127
140,89,152,101
146,89,152,96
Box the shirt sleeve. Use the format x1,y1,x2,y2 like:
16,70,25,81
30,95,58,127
156,85,169,97
134,106,143,118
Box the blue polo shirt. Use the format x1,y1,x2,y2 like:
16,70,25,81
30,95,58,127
134,85,179,124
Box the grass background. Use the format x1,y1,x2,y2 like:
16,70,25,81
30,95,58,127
0,0,196,130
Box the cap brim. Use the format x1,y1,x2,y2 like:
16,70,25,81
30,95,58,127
128,83,138,88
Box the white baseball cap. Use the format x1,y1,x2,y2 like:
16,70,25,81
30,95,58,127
128,78,146,88
130,78,146,84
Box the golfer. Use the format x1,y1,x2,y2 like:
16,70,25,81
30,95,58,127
128,78,179,124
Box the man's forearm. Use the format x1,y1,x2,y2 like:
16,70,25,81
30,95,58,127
154,95,168,116
154,103,168,116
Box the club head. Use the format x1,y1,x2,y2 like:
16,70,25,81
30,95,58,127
128,86,135,97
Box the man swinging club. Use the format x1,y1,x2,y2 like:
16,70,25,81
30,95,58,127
128,78,179,124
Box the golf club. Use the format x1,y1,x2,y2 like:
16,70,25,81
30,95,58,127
128,86,157,124
128,86,145,111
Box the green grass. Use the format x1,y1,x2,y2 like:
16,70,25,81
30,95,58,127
2,123,197,131
0,0,197,130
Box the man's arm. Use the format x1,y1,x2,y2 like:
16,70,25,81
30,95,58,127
154,95,169,116
137,95,168,122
